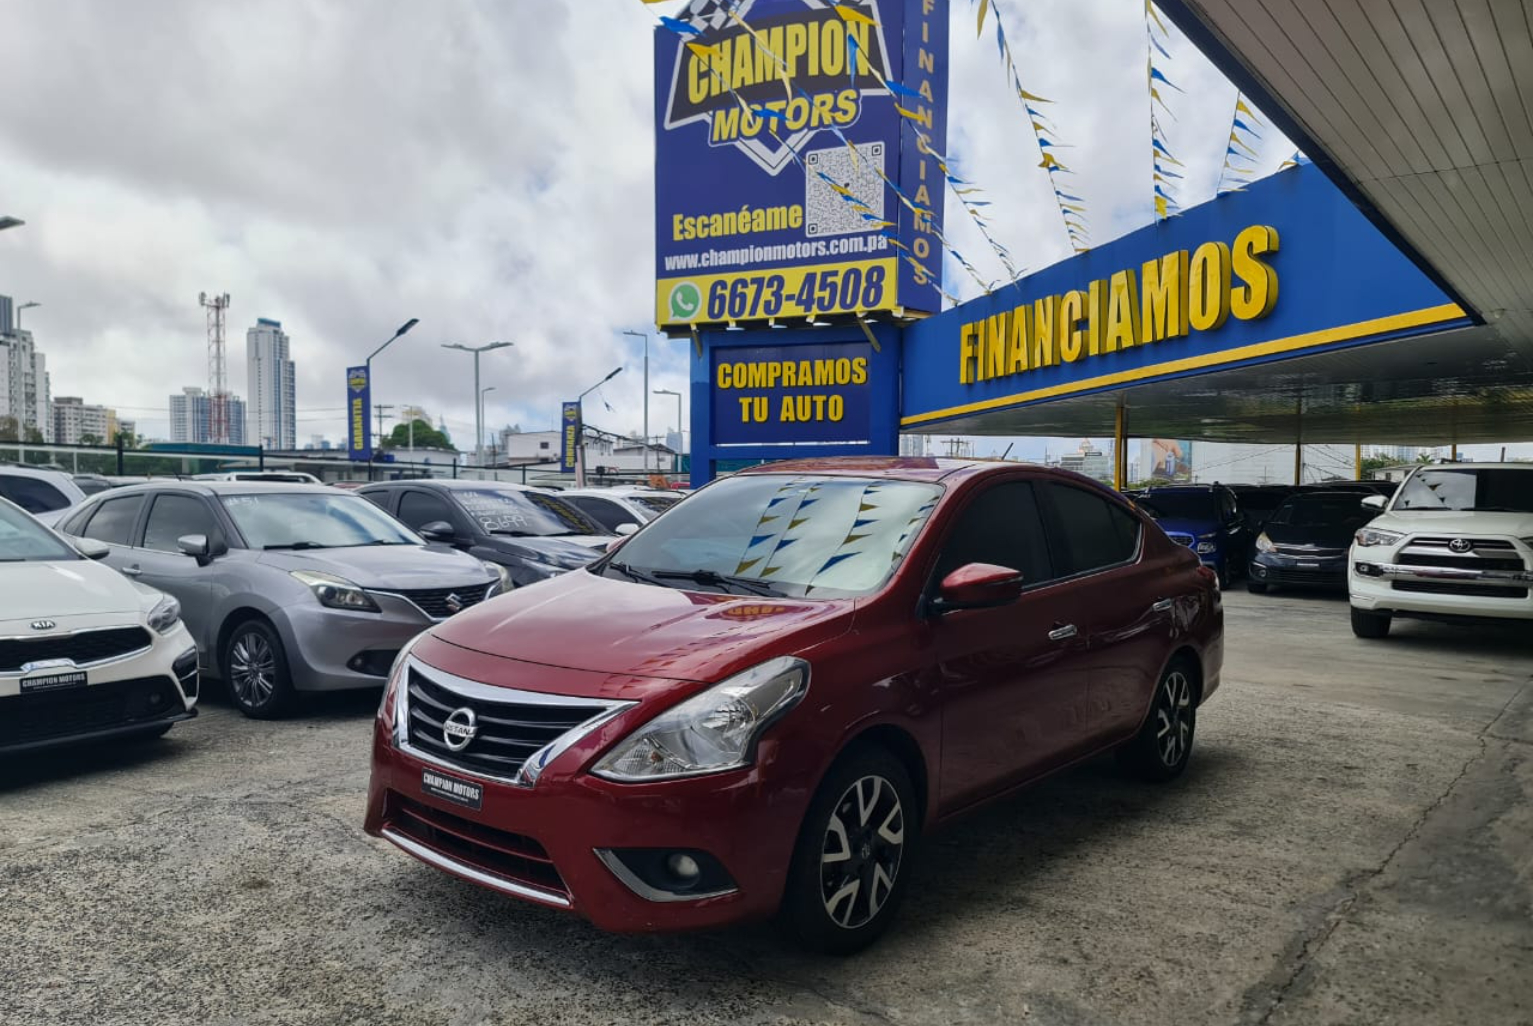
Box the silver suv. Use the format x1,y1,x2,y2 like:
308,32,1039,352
56,482,507,717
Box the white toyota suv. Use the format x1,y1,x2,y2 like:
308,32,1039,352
0,497,200,753
1349,463,1533,638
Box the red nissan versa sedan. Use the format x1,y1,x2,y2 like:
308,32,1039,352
364,457,1223,952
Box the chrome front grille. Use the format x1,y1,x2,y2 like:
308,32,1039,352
399,661,632,786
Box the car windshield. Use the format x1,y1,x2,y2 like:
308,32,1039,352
1269,495,1375,528
453,488,603,537
0,502,80,561
1392,468,1533,513
1237,490,1290,512
220,492,420,549
1137,492,1218,521
602,474,942,597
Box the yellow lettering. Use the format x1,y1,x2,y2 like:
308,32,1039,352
1107,270,1141,351
688,55,709,105
1007,304,1031,374
828,394,844,421
1141,250,1190,343
959,322,980,383
1059,290,1087,363
1231,225,1279,320
1087,277,1108,355
850,357,868,384
1031,296,1058,369
784,23,808,77
782,361,797,388
1188,241,1232,331
779,395,796,422
717,364,733,389
985,311,1009,380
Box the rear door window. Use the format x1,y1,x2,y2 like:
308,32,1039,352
1040,483,1141,576
567,495,635,532
79,495,147,546
0,475,71,514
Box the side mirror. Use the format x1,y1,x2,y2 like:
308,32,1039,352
931,563,1025,614
615,522,640,536
418,520,456,543
177,533,214,567
1361,494,1386,510
75,537,111,561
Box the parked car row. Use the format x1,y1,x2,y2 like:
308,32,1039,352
5,479,677,748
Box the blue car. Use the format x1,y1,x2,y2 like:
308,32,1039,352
1135,485,1251,586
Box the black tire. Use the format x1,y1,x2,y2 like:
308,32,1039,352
781,744,918,955
1247,580,1269,594
222,618,297,719
1118,658,1197,783
1350,606,1391,639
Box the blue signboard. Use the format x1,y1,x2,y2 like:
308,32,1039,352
559,402,581,474
346,366,371,461
653,0,949,330
901,164,1473,428
712,341,874,446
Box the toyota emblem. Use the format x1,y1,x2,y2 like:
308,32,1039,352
1448,538,1472,554
29,620,56,631
442,707,478,752
444,593,463,614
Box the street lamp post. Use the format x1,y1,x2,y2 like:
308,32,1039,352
16,302,38,332
480,386,497,466
442,341,514,467
365,317,420,445
654,388,682,474
622,330,649,474
577,367,623,487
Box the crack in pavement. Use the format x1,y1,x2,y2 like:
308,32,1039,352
1243,678,1532,1026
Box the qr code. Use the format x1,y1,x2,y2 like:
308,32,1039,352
804,142,886,238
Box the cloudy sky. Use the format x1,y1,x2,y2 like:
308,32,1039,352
0,0,1335,460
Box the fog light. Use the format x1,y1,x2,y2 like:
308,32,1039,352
1253,564,1267,578
666,853,701,882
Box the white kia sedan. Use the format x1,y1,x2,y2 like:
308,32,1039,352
0,498,199,753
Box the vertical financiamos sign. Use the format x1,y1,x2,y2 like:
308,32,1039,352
654,0,949,330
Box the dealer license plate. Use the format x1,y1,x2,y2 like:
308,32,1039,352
421,768,483,811
20,670,88,694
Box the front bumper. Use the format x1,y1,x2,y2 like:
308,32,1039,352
1251,551,1347,588
275,595,443,693
1350,548,1533,620
363,717,810,933
0,623,199,753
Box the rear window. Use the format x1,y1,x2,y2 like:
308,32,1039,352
0,475,71,514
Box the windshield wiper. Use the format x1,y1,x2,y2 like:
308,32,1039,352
263,541,329,551
605,561,666,586
489,528,538,537
647,568,785,596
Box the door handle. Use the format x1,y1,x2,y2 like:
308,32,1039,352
1152,599,1173,612
122,566,141,577
1047,624,1078,642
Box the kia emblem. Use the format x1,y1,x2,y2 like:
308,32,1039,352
30,620,56,631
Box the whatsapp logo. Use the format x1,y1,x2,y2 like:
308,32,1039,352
668,281,702,321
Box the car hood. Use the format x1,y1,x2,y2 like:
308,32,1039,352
256,544,492,589
0,558,149,625
481,535,602,567
426,567,856,685
1148,516,1217,539
1376,509,1533,538
1262,522,1359,550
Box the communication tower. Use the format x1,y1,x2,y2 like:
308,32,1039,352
199,291,232,443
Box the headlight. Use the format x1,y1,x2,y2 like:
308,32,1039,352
482,560,513,596
1255,533,1276,553
378,632,423,739
1354,527,1404,548
591,656,809,782
290,569,380,612
147,593,181,634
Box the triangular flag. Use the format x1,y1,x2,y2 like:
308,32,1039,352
1020,89,1053,104
835,6,877,27
1235,99,1258,119
976,0,990,37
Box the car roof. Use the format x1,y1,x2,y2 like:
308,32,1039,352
361,479,546,493
88,481,344,498
0,464,73,479
730,456,1048,485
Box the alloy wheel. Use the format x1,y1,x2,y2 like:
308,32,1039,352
820,774,905,930
230,631,276,708
1155,670,1193,767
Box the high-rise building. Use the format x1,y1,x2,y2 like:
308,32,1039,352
170,386,246,445
0,293,51,441
53,397,113,445
1058,439,1114,484
246,318,296,450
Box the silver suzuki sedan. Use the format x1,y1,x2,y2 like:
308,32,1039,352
55,482,508,718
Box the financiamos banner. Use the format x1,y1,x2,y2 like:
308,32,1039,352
959,225,1280,385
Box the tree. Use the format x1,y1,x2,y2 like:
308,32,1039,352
0,416,17,442
381,419,453,451
23,427,44,444
1360,455,1394,477
79,433,103,447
